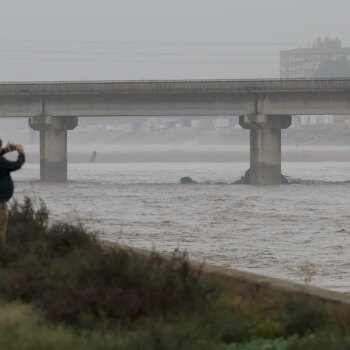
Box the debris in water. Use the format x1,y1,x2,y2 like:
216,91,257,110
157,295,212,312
180,177,197,184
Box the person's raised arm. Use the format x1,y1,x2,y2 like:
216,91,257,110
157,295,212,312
0,144,25,172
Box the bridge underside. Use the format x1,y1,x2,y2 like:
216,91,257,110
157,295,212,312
28,113,292,185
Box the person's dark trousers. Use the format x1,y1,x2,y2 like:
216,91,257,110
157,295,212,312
0,202,8,245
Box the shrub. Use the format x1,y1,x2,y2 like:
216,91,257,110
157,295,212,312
0,197,345,349
0,302,80,350
278,298,330,336
0,198,208,326
286,331,350,350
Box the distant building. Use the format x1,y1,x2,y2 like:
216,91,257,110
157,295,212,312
280,38,350,126
298,115,334,126
280,37,350,78
212,118,230,129
191,119,213,129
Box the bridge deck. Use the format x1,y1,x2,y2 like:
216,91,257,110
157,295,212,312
0,78,350,95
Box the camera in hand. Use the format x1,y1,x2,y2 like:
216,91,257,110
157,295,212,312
8,144,16,152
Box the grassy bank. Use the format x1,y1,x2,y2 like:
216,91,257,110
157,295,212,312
0,198,349,349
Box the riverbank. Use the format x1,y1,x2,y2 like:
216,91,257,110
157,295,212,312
2,198,350,349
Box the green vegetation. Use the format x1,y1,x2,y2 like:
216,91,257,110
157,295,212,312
0,197,349,349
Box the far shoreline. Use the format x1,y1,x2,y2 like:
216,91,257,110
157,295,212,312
17,144,350,163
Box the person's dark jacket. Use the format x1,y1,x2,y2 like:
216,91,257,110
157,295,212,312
0,153,25,202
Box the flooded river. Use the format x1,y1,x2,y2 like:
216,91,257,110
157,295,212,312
11,157,350,293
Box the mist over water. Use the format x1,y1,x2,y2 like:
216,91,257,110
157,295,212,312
11,159,350,293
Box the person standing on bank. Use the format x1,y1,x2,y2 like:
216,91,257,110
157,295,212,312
0,140,25,244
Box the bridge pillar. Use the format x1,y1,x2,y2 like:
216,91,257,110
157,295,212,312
29,117,78,182
239,115,291,185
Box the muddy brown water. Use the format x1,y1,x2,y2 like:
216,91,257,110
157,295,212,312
11,157,350,293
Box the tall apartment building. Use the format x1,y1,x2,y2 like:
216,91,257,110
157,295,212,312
280,37,350,78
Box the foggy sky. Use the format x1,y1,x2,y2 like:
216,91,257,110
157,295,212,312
0,0,348,81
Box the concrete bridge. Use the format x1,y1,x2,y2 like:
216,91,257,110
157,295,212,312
1,78,350,184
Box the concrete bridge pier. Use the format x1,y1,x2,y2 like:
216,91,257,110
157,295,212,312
29,116,78,182
239,115,291,185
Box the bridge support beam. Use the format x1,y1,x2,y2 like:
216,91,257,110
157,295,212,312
29,117,78,182
239,115,291,185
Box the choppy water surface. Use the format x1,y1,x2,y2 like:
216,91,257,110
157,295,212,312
12,162,350,293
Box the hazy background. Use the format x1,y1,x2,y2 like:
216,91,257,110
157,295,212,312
0,0,348,81
1,0,350,149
